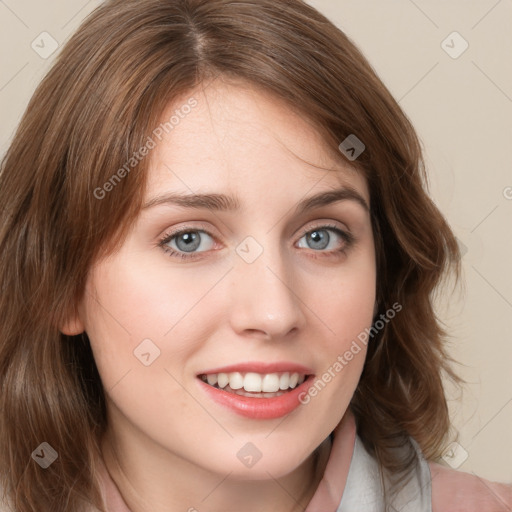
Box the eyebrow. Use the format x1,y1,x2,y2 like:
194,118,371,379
142,186,369,214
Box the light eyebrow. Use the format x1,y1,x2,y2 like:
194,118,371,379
142,187,369,213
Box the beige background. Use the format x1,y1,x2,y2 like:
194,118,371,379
1,0,511,482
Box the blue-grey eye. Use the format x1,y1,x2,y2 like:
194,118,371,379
166,230,215,253
297,227,345,251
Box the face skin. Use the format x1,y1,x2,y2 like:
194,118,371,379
63,78,376,512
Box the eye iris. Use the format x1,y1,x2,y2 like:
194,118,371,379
307,230,329,250
176,232,201,252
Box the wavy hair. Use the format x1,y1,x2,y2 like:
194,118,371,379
0,0,461,510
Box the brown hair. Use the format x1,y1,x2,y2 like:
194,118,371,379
0,0,461,510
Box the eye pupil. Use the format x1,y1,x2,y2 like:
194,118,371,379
176,232,201,252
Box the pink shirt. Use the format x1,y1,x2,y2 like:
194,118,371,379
96,410,512,511
430,462,512,511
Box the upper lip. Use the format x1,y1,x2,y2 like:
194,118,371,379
197,361,314,376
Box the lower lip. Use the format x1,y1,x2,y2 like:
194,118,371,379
197,376,315,419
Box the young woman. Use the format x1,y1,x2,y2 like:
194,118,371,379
0,1,511,511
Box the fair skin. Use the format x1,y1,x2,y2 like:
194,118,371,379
62,78,377,512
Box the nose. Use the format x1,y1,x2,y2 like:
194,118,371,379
228,243,307,340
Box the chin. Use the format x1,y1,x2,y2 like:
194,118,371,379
194,437,316,481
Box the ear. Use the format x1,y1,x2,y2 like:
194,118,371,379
59,308,85,336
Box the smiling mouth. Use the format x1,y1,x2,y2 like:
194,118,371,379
198,371,308,398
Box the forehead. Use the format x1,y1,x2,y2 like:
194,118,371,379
146,78,368,205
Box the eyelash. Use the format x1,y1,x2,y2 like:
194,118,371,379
157,223,355,261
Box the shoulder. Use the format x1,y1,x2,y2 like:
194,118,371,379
429,461,512,512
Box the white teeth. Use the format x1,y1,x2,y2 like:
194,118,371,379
217,373,229,389
262,373,280,392
279,372,290,390
202,371,306,393
228,372,244,390
244,372,262,392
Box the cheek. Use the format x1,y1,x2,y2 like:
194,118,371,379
80,253,230,387
297,270,375,432
315,244,376,343
305,244,376,398
80,258,210,433
84,257,207,337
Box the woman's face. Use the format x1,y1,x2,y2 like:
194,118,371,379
70,79,376,479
